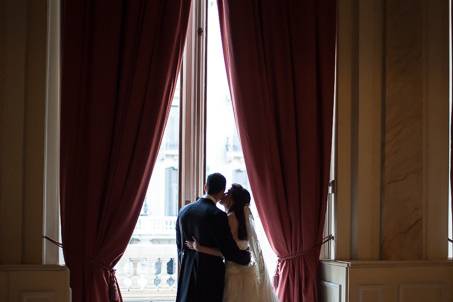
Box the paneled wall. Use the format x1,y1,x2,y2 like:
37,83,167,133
381,0,449,261
381,0,425,260
0,0,70,300
336,0,449,261
0,0,47,265
0,265,70,302
330,0,452,299
321,261,453,302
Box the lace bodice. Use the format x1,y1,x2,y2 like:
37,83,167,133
224,208,278,301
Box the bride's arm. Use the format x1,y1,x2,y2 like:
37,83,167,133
185,213,240,257
185,238,223,257
227,212,239,241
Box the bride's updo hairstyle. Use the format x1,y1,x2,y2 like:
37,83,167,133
228,184,251,240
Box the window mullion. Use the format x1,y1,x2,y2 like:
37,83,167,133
180,0,207,207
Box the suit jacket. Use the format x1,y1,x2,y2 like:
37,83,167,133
175,197,251,302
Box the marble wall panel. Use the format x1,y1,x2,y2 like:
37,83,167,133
381,0,424,260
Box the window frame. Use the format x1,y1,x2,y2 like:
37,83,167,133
179,0,208,207
43,0,61,265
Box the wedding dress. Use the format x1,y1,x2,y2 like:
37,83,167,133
223,207,279,302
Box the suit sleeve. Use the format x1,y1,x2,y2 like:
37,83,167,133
176,214,182,264
212,211,251,265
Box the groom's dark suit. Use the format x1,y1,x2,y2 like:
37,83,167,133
176,197,250,302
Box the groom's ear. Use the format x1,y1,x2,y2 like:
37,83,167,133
203,184,207,194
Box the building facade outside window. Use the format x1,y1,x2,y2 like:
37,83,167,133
115,78,180,301
165,167,179,217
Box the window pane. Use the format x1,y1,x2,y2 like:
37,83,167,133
116,76,180,301
165,167,178,216
206,0,277,276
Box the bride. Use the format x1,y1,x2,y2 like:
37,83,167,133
185,184,278,302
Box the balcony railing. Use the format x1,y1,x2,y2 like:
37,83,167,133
116,216,178,301
117,254,177,301
134,216,177,238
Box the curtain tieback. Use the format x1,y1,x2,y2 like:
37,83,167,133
273,234,334,289
43,235,63,248
43,236,120,302
91,260,121,302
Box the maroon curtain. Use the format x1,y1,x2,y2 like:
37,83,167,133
60,1,191,301
218,1,336,301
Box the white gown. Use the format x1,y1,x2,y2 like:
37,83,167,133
223,207,279,302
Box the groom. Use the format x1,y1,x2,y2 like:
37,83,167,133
176,173,251,302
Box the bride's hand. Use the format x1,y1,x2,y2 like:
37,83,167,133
185,237,200,251
185,240,195,250
223,199,233,212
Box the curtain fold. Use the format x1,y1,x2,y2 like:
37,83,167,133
60,1,191,301
217,0,336,301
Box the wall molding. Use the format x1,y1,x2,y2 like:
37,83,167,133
321,280,342,302
357,285,389,302
399,283,448,302
21,291,55,302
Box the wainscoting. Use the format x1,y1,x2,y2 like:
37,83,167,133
320,260,453,302
0,265,70,302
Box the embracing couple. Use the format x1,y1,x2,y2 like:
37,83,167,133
176,173,278,302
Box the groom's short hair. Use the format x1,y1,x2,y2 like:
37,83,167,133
206,173,226,195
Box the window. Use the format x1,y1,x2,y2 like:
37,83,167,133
231,131,242,152
232,169,248,188
44,2,339,300
116,78,180,300
321,99,336,260
44,0,63,265
45,0,336,300
118,0,282,296
205,0,277,276
165,104,179,152
165,167,179,216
